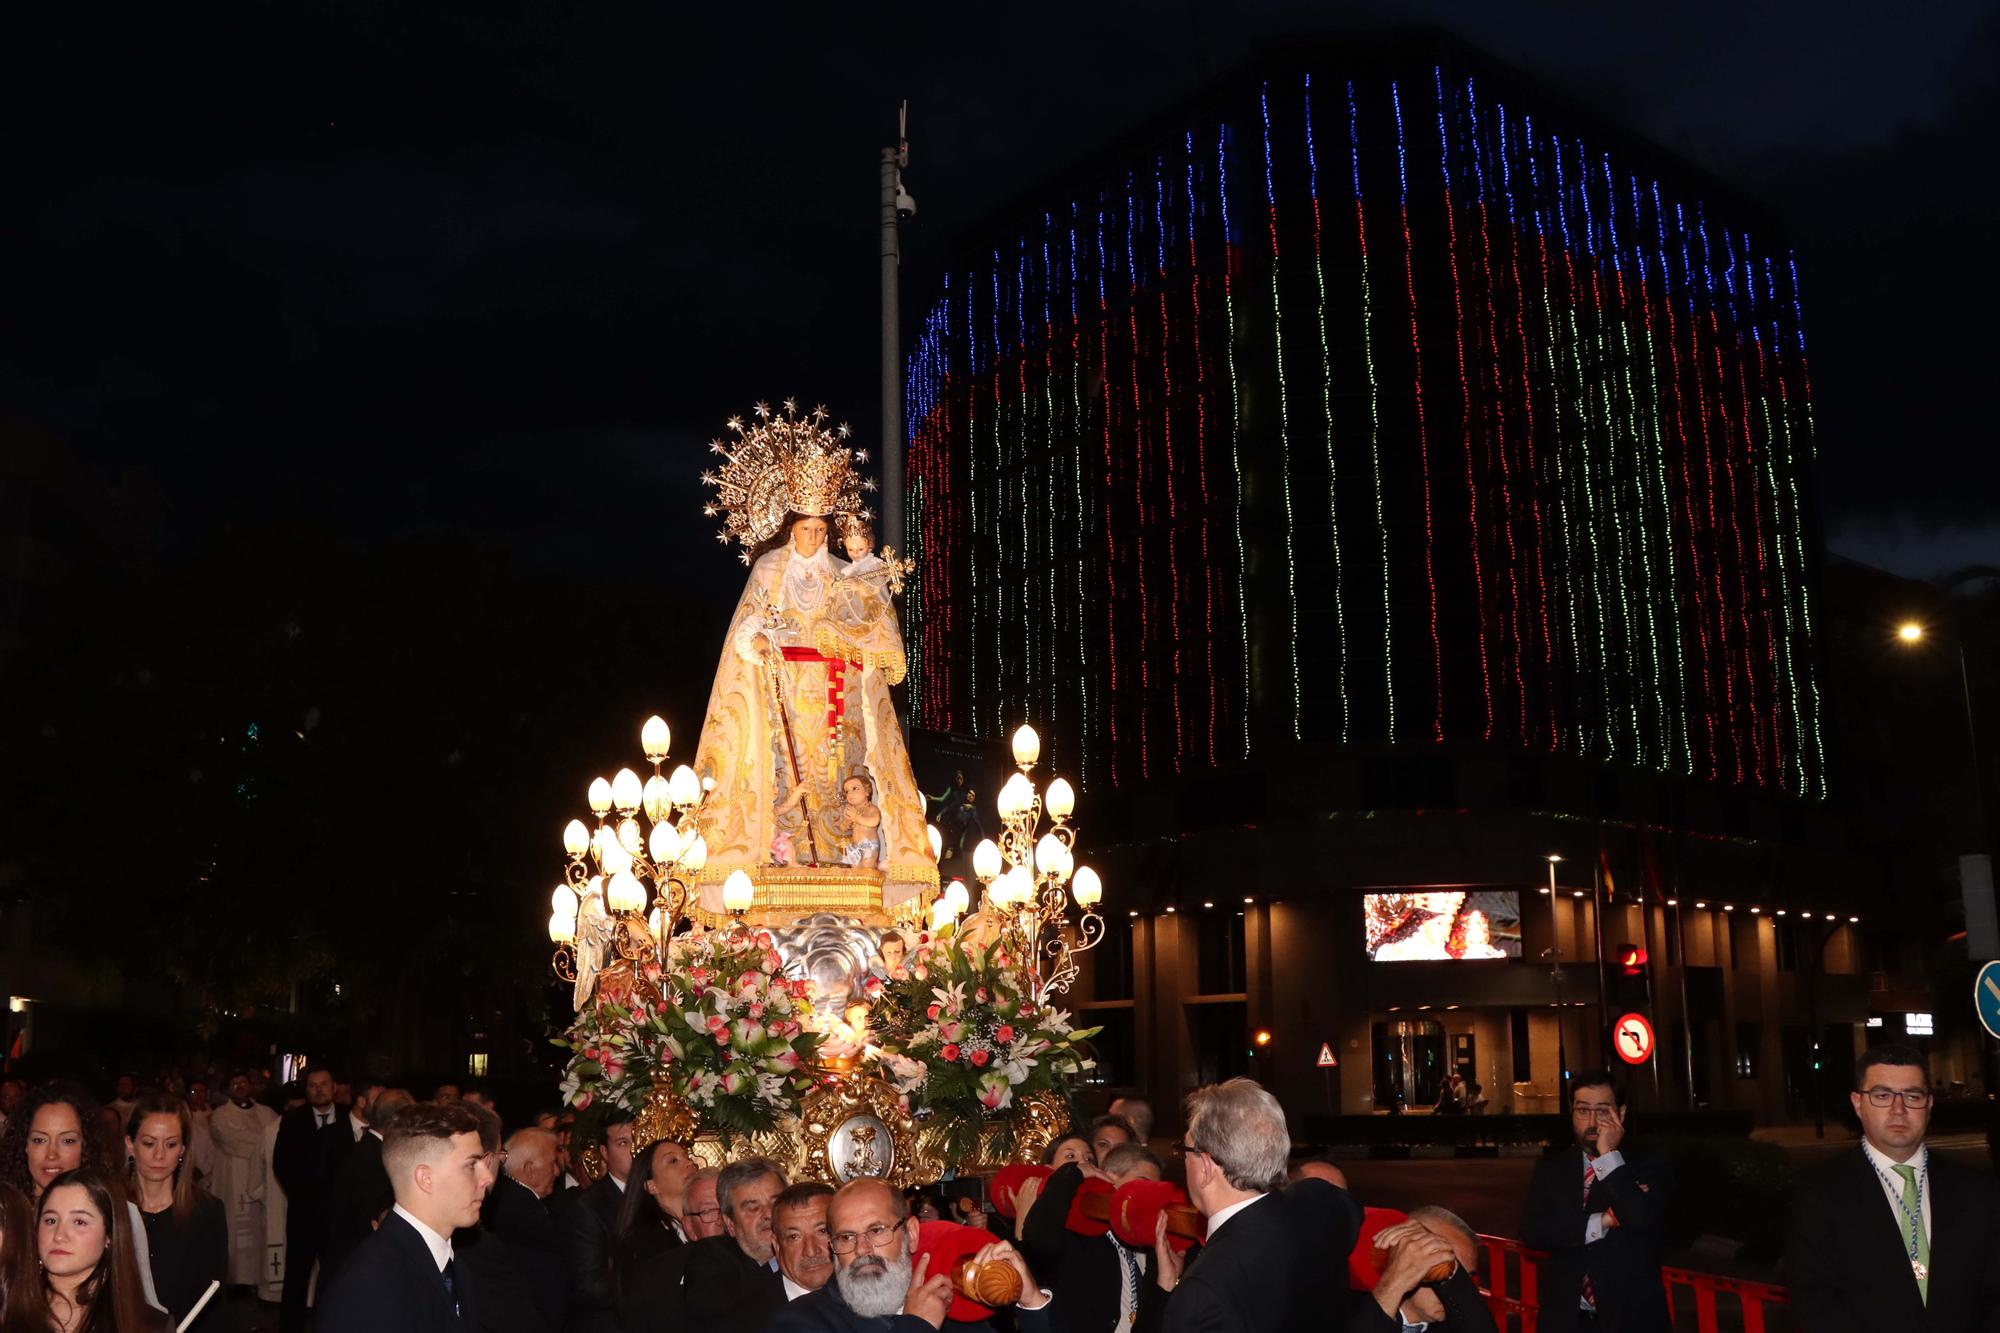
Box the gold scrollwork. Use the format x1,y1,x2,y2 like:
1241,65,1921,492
797,1074,922,1187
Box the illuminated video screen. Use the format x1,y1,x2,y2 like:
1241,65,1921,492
1363,890,1522,961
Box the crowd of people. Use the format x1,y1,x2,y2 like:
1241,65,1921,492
0,1040,1991,1331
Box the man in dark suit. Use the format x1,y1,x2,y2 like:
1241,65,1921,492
768,1178,1059,1333
1351,1207,1498,1333
1017,1142,1161,1333
318,1100,488,1333
272,1065,355,1333
1519,1068,1674,1333
554,1111,635,1333
1788,1041,2000,1332
1141,1077,1364,1333
321,1087,413,1287
459,1125,570,1333
669,1156,788,1333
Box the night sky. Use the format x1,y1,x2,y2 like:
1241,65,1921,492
6,0,1997,601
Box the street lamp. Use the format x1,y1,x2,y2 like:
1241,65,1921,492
1545,854,1570,1111
968,723,1107,1000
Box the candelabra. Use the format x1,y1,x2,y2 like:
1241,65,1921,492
548,715,717,982
964,724,1105,999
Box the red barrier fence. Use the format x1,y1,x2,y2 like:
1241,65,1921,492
1476,1235,1791,1333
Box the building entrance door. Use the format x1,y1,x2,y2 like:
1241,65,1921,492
1372,1019,1446,1112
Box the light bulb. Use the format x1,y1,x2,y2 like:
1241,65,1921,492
971,839,1003,883
668,765,701,809
1043,777,1075,821
647,906,666,938
1071,865,1103,907
722,870,755,913
642,774,670,822
649,821,685,864
927,824,944,861
611,768,643,813
588,777,613,814
563,819,591,859
600,840,632,876
682,834,708,873
997,772,1034,819
607,869,645,913
551,885,578,915
930,898,954,930
641,715,671,760
1035,833,1067,875
1011,724,1042,766
943,879,970,917
617,818,644,855
548,911,576,944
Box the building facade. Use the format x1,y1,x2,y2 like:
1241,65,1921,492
901,38,1951,1125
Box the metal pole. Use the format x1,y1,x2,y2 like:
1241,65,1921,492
1669,840,1696,1109
1548,856,1569,1112
880,135,906,558
1960,644,1988,839
1592,849,1611,1066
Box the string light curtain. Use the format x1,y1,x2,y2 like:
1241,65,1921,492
904,55,1826,800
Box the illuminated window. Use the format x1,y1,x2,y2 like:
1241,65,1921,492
467,1053,490,1077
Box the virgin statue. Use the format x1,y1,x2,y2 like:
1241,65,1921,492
691,401,936,912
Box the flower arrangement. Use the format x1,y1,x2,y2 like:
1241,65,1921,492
555,925,826,1138
871,924,1099,1159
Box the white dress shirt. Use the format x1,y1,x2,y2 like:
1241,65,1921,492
1583,1149,1626,1244
781,1274,814,1302
1203,1192,1268,1241
1862,1139,1932,1244
393,1204,455,1272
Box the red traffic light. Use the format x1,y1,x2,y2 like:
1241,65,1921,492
1614,944,1648,976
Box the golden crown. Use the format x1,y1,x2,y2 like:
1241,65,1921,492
699,400,876,562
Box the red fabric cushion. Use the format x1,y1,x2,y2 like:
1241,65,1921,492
1348,1206,1412,1290
1108,1179,1205,1253
1061,1175,1115,1237
913,1219,998,1323
990,1162,1053,1220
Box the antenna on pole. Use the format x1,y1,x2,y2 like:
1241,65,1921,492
881,100,914,566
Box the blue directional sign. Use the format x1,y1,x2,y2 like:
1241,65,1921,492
1974,960,2000,1041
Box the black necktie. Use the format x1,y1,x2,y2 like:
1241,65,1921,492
442,1258,460,1316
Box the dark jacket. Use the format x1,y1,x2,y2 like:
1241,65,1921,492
765,1281,1061,1333
1138,1178,1364,1333
677,1235,786,1333
138,1194,228,1331
557,1175,625,1333
318,1210,476,1333
321,1131,392,1286
1019,1161,1130,1333
1518,1146,1673,1333
460,1175,571,1333
272,1102,354,1239
1346,1268,1498,1333
1787,1146,2000,1333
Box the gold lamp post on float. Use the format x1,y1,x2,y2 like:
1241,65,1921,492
965,724,1105,999
549,714,715,983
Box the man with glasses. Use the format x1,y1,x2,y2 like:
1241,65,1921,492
668,1157,790,1333
769,1177,1056,1331
1787,1041,2000,1330
1142,1078,1362,1333
1519,1070,1672,1332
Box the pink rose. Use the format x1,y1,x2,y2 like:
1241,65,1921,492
939,1021,964,1043
996,1025,1015,1043
748,1001,765,1019
940,1043,961,1063
705,1015,727,1034
1019,1003,1035,1018
976,988,989,1003
762,949,782,973
575,1091,594,1110
970,1049,990,1067
926,1003,942,1020
913,964,929,980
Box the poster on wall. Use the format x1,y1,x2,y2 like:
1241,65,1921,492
1363,890,1522,961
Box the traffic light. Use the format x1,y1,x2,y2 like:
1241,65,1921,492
1610,942,1653,1011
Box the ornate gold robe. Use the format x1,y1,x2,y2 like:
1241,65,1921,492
692,545,936,909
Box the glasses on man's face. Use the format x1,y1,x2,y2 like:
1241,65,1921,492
1861,1088,1932,1109
1172,1141,1206,1162
829,1222,902,1255
1571,1104,1620,1121
687,1205,723,1222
